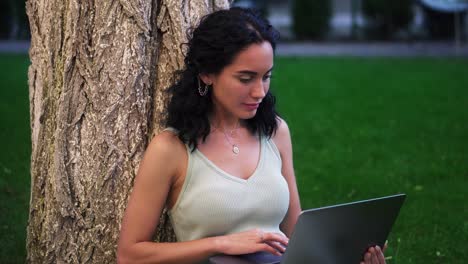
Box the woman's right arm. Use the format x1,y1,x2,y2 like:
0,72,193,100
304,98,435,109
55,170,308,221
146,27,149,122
117,132,287,264
117,132,218,264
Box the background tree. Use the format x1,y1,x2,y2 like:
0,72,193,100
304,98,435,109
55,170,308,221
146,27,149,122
26,0,230,262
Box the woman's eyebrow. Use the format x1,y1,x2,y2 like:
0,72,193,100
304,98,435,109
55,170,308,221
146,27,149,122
235,67,274,75
236,70,257,75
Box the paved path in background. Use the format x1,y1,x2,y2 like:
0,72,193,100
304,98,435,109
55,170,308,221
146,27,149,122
0,41,30,54
276,42,468,57
1,40,468,57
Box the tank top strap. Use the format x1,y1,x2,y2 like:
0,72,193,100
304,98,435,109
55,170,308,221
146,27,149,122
163,127,179,135
264,137,282,163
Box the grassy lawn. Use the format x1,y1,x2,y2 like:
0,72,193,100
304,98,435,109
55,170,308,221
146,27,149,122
1,54,467,263
274,57,468,263
0,54,31,263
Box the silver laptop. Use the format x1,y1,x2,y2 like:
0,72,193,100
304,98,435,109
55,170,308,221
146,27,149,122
209,194,406,264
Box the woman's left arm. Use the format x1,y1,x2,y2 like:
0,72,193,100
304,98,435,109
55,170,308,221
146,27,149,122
273,119,387,263
272,118,302,238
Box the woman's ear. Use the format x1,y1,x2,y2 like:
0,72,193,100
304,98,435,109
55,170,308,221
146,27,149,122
199,74,213,86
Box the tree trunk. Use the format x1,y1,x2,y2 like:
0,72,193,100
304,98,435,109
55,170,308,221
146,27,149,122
26,0,230,263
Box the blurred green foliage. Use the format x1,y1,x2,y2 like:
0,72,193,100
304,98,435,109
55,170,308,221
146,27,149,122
362,0,413,39
0,0,29,39
292,0,332,40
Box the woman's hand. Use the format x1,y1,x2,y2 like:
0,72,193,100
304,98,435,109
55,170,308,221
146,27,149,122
214,229,288,256
360,243,387,264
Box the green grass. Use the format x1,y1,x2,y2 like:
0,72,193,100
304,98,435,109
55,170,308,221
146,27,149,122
1,54,467,263
273,57,468,263
0,54,31,263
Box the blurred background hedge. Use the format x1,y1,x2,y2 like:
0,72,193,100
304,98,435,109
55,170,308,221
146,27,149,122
292,0,332,40
422,6,467,40
361,0,414,39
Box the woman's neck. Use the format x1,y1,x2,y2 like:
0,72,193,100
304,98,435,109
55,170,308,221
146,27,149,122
211,119,242,132
210,112,242,131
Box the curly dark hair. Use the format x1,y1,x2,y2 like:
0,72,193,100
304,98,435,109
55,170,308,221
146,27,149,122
164,7,280,150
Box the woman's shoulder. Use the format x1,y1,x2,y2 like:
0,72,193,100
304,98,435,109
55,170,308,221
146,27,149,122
273,117,290,140
272,117,292,154
146,129,187,161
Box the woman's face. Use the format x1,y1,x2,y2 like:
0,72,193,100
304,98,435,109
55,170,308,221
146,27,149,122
202,41,274,121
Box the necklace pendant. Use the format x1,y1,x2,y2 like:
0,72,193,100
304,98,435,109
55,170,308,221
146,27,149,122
232,144,240,155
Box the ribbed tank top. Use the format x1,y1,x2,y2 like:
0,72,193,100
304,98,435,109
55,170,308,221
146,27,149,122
166,128,290,242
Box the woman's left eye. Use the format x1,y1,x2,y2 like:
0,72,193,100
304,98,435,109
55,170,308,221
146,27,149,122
263,74,272,81
239,77,252,83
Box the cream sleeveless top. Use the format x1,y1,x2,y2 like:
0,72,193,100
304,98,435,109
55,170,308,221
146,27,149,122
166,128,290,242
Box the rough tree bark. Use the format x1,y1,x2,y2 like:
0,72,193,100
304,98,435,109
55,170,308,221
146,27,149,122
26,0,230,263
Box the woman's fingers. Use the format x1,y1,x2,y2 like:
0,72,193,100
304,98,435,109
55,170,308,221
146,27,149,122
376,246,385,263
256,242,282,256
256,231,288,254
265,241,287,253
261,232,289,246
220,229,290,256
367,247,378,264
364,246,386,264
364,252,372,263
248,230,288,256
372,249,380,264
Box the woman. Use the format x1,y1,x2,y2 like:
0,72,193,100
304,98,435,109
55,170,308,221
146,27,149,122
117,7,386,264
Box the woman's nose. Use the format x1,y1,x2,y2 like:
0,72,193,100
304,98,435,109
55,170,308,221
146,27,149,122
251,79,266,99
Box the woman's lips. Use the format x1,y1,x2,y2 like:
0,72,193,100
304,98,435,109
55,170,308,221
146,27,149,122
243,103,260,110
